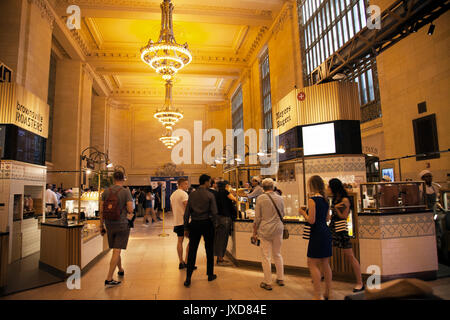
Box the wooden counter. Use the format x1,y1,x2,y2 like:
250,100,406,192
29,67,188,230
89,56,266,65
39,220,108,277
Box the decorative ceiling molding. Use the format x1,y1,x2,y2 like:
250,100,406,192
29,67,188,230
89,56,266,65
271,2,294,39
245,26,268,61
107,97,130,109
63,0,274,21
28,0,55,29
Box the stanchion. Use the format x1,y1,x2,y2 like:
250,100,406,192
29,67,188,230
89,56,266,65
159,208,169,237
159,183,169,237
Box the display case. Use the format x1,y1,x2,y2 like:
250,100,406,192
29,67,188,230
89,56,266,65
62,191,101,218
360,181,427,213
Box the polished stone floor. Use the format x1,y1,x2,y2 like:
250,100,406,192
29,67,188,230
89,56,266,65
2,214,450,300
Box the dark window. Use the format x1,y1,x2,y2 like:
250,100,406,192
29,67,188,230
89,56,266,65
413,114,440,160
46,52,57,162
298,0,382,123
260,49,273,152
231,87,244,159
418,101,427,114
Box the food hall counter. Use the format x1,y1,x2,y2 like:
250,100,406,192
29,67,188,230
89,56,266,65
227,218,311,272
39,218,109,277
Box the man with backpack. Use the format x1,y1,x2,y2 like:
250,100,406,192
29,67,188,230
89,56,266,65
100,171,134,287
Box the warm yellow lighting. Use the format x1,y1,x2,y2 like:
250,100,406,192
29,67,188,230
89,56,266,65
86,169,92,175
140,0,192,80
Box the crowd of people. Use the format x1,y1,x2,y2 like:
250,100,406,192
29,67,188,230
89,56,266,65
97,171,373,300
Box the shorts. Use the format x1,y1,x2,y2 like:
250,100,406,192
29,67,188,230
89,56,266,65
145,200,153,209
173,225,185,237
106,223,130,249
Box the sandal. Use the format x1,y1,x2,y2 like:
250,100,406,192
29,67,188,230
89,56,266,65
276,279,285,286
260,282,272,291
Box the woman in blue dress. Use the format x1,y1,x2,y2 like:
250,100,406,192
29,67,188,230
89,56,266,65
299,175,332,300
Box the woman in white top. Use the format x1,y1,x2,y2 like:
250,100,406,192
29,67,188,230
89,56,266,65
252,178,285,290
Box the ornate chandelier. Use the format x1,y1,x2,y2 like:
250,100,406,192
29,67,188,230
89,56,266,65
159,129,180,149
154,80,183,130
141,0,192,81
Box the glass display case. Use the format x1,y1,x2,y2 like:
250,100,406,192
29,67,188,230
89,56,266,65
360,181,427,213
62,191,101,218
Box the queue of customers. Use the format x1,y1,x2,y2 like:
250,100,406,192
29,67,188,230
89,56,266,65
98,172,362,300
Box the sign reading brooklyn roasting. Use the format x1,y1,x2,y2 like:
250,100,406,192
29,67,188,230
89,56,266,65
0,83,49,138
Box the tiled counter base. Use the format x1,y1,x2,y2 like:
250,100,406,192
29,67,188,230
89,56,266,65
227,220,310,273
358,211,438,282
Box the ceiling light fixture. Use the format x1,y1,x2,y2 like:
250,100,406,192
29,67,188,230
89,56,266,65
154,79,184,130
141,0,192,81
159,129,180,149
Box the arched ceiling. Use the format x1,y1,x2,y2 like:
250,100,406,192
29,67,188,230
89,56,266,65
56,0,286,105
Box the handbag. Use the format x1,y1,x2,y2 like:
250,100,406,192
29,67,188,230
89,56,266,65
266,193,289,240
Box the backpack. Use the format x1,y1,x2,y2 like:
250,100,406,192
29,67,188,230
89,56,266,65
102,187,122,221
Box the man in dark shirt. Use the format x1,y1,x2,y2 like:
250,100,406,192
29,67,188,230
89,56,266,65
183,174,218,287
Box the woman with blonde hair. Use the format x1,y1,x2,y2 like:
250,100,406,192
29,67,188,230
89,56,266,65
299,175,332,300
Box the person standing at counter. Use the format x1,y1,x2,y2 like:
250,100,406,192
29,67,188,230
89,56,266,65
214,181,237,266
100,171,134,287
252,178,285,291
298,175,332,300
45,184,58,213
328,178,364,293
419,170,442,210
247,176,264,201
183,174,218,287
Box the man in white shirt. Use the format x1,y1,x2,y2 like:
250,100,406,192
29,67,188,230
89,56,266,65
45,184,58,212
170,178,190,269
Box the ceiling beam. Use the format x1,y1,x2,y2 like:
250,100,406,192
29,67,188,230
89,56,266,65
76,5,273,26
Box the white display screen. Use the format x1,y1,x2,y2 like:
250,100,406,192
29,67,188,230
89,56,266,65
302,123,336,156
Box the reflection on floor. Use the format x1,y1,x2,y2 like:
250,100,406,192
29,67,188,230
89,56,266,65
0,252,63,297
2,214,450,300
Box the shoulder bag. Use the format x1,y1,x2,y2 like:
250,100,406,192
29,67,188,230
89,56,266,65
266,193,289,240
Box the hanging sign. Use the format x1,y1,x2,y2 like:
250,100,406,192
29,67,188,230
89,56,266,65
0,83,49,138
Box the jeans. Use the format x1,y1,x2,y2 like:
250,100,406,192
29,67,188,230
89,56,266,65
214,216,232,257
260,232,284,285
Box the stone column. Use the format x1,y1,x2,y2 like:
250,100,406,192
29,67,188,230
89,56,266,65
0,0,54,102
50,60,93,188
90,96,110,154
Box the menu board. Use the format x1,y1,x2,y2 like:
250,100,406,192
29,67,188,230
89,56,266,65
1,124,46,165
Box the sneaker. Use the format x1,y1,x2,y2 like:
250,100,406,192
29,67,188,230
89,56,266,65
118,270,124,277
179,262,187,270
208,274,217,282
105,279,121,287
184,279,191,287
157,217,163,221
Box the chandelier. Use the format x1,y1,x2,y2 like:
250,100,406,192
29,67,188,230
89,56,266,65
154,80,183,130
141,0,192,81
159,129,180,149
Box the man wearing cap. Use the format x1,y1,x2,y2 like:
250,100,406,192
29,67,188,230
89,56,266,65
418,170,442,210
419,170,446,254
